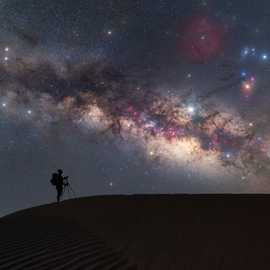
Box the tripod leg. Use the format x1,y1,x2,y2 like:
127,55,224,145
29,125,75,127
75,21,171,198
69,186,76,197
69,187,75,197
63,186,70,200
65,186,73,198
67,187,71,198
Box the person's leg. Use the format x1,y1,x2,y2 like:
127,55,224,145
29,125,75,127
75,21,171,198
57,188,63,203
57,189,60,203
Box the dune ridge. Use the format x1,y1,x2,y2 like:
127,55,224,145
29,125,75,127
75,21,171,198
2,194,270,269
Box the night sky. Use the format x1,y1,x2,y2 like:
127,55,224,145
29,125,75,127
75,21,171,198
1,0,270,216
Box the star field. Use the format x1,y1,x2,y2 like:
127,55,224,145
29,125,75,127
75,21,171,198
1,0,270,216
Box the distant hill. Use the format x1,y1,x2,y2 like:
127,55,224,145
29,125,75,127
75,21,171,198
1,194,270,269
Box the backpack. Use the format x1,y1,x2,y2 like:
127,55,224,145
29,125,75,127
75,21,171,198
50,173,58,186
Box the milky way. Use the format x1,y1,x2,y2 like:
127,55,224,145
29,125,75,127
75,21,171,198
1,47,269,191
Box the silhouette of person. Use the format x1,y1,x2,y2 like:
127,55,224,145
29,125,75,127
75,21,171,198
55,169,69,203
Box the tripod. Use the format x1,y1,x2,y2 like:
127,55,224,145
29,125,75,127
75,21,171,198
63,182,76,198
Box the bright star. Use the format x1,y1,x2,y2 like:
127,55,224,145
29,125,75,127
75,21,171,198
244,83,251,90
262,53,268,60
241,71,247,77
200,35,206,40
187,105,195,114
242,47,249,57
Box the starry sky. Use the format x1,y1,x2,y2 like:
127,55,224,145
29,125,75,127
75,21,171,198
1,0,270,216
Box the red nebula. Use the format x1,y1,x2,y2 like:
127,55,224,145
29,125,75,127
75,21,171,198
179,16,226,63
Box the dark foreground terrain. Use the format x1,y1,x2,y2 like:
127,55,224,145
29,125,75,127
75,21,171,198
1,194,270,269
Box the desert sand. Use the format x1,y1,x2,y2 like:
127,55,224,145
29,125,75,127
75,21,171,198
1,194,270,269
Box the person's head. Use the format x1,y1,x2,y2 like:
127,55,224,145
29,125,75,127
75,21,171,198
57,169,63,175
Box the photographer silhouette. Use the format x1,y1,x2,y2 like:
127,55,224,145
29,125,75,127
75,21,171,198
50,169,69,203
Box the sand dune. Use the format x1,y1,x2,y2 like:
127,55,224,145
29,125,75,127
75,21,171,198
0,217,136,270
2,194,270,269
